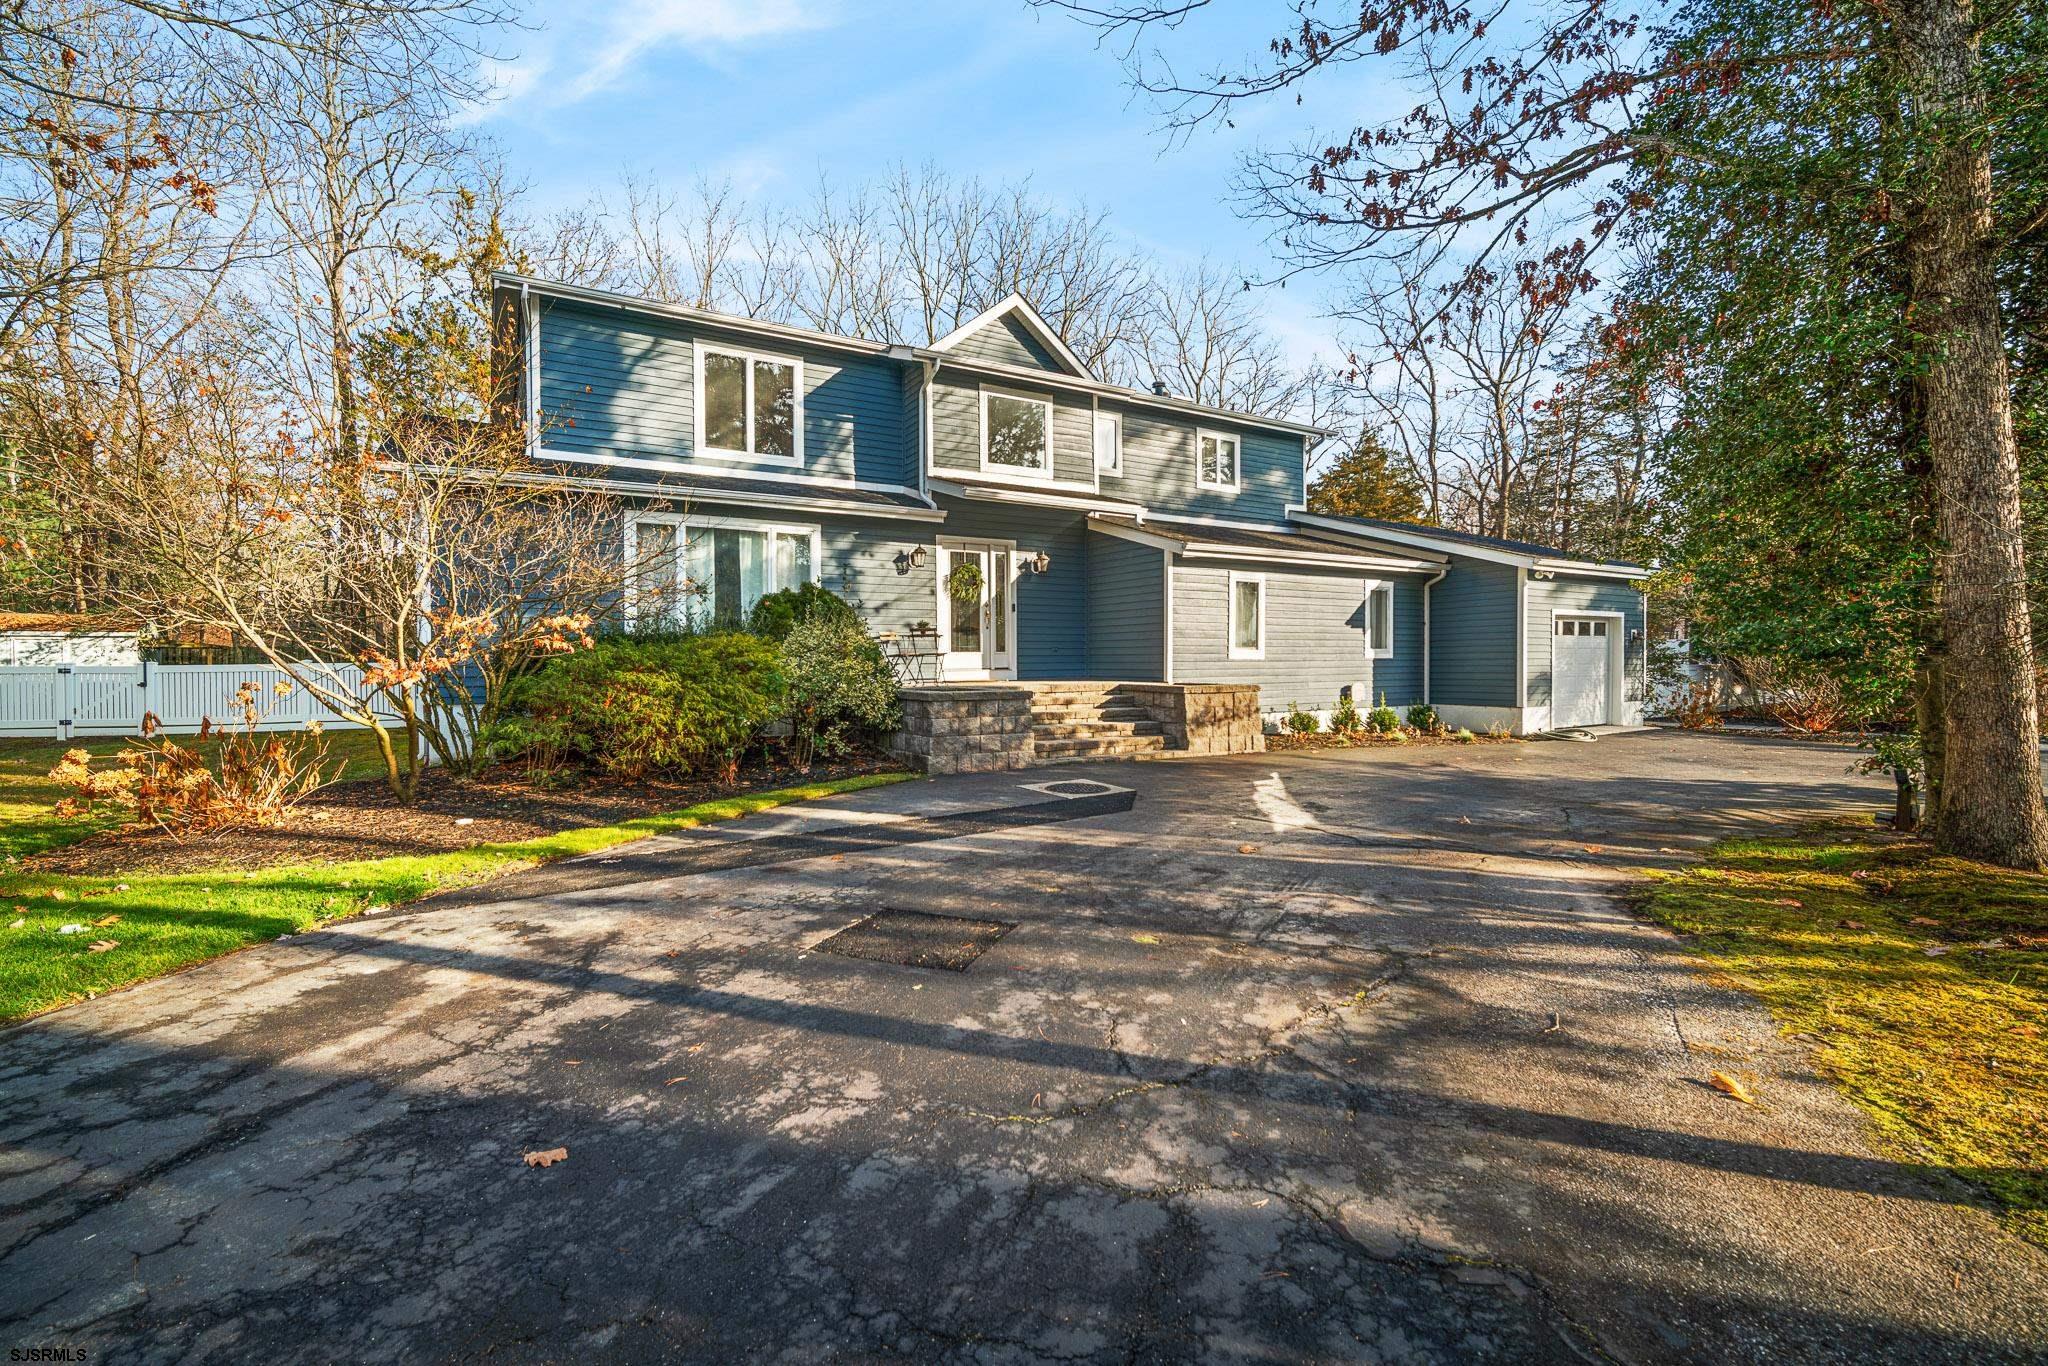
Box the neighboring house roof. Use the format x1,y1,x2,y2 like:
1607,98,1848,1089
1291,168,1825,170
0,611,138,634
1090,514,1441,572
930,293,1094,380
492,271,1335,442
1288,510,1650,578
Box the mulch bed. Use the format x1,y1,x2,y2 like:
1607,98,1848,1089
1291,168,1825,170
1266,731,1516,752
25,753,906,879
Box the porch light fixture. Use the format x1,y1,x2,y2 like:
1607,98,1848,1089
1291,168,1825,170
894,544,930,575
1028,550,1052,575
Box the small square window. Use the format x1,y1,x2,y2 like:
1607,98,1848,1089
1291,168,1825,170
1593,621,1607,636
1198,431,1240,491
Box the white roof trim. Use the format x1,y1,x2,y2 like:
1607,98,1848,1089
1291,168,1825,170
931,293,1093,380
931,478,1146,516
1286,507,1645,577
1088,515,1436,572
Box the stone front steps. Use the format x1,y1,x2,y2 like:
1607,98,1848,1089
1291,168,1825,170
1025,683,1169,762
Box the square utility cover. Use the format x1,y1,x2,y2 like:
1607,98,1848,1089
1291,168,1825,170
816,909,1017,972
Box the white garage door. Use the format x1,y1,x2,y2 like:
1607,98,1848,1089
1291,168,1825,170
1553,617,1612,728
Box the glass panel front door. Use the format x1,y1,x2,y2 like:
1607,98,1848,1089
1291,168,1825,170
938,541,1016,679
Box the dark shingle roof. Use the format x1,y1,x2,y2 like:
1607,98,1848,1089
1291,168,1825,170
1316,514,1646,570
1095,515,1442,563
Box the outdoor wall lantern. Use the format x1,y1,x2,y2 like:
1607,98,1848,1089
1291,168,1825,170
894,544,930,575
1028,550,1052,575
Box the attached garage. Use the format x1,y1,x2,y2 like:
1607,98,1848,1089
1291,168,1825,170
1285,511,1651,735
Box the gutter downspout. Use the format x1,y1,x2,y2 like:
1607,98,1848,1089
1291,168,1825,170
1421,566,1448,704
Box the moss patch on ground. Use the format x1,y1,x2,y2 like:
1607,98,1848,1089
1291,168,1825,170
0,771,914,1023
1639,819,2048,1246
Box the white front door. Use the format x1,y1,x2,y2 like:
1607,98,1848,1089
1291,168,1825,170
1552,616,1613,727
937,540,1016,679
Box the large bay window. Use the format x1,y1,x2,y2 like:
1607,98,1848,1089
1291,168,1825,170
696,342,802,464
631,516,819,630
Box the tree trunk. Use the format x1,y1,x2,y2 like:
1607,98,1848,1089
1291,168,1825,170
1897,0,2048,868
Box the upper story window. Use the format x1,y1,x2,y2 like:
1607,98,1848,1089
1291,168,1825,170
1094,411,1122,475
696,342,803,465
1197,430,1241,492
1366,582,1395,658
982,387,1053,479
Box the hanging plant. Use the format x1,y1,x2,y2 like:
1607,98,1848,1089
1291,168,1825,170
945,561,983,601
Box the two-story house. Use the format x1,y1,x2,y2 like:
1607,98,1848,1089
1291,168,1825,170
494,273,1650,742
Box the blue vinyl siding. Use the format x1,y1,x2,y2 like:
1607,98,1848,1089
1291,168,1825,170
932,497,1090,676
929,373,1095,486
1428,553,1518,708
1083,532,1166,681
946,314,1065,371
1097,402,1305,523
1525,575,1647,708
1170,562,1425,710
535,299,910,486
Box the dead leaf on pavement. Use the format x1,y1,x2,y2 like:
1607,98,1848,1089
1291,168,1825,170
1132,933,1160,945
664,1076,687,1086
1708,1071,1758,1106
1584,844,1603,854
86,939,118,953
1237,844,1258,854
523,1147,568,1168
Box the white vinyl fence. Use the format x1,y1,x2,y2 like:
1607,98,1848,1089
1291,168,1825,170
0,662,400,739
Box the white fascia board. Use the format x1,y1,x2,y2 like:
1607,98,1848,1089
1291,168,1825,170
1178,546,1439,573
1277,509,1455,563
394,461,947,522
929,477,1146,515
1531,558,1652,581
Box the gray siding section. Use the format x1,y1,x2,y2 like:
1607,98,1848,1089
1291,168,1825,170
930,373,1094,486
536,298,911,486
1524,575,1647,708
1428,553,1518,708
1083,533,1165,681
1097,401,1305,523
1170,562,1426,711
947,314,1064,371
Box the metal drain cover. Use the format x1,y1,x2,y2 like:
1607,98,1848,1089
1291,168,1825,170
816,909,1017,971
1021,778,1128,799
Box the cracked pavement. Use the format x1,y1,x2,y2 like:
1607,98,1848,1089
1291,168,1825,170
1,729,2045,1362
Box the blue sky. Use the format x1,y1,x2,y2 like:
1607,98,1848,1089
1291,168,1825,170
466,1,1378,368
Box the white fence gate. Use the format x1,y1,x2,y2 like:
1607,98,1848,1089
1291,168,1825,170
0,662,400,739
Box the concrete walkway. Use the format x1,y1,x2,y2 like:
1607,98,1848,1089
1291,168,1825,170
1,730,2043,1362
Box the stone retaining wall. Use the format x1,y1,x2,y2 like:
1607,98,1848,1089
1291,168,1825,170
890,685,1036,775
1117,683,1266,757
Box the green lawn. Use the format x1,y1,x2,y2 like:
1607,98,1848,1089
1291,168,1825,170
1639,820,2048,1246
0,751,914,1022
0,729,393,862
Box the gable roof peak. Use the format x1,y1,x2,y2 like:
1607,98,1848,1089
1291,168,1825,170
930,293,1094,380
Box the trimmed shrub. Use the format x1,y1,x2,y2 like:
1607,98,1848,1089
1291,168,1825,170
1367,698,1402,734
1284,701,1321,734
780,614,900,771
483,632,784,782
747,582,859,643
1331,694,1364,735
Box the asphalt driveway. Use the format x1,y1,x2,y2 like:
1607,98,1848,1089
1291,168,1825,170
2,730,2044,1363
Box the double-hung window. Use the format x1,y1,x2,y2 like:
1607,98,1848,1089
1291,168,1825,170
1197,430,1240,492
1094,411,1122,475
1365,582,1395,658
982,387,1053,478
632,517,819,630
1228,571,1265,661
696,343,802,465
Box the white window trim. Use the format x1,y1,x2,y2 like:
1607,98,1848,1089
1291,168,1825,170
1365,580,1397,660
979,384,1056,482
624,511,822,628
1196,429,1242,493
693,340,806,467
1227,570,1266,661
1094,409,1122,475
